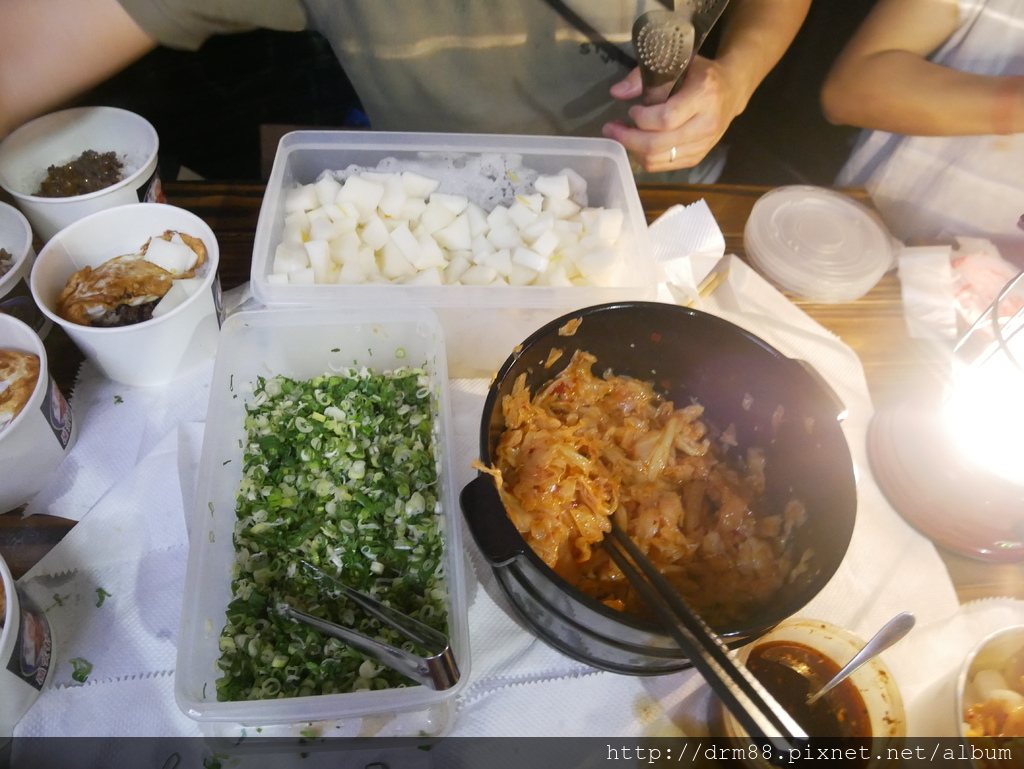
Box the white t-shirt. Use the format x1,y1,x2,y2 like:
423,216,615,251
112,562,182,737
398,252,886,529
836,0,1024,263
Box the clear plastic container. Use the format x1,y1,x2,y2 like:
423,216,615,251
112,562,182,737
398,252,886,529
175,306,469,737
251,131,656,377
744,186,896,304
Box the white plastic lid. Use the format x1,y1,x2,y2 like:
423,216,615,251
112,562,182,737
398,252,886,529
744,185,896,304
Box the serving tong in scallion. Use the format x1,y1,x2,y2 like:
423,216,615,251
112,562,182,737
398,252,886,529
276,561,460,691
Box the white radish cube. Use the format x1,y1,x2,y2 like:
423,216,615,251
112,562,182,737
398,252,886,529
413,233,447,270
478,248,513,277
401,171,441,199
433,214,472,252
284,210,311,231
487,222,522,250
592,207,624,242
465,202,490,238
337,175,385,220
530,228,560,259
512,246,549,273
399,198,428,222
544,197,582,220
535,174,571,200
289,267,316,285
574,244,618,283
560,167,589,204
309,216,340,242
508,263,539,286
400,267,444,286
145,237,198,276
429,192,469,216
515,193,545,215
459,264,498,285
330,231,361,265
508,200,538,230
358,246,383,280
273,243,309,274
486,205,512,230
443,254,472,284
285,183,319,213
314,175,343,208
379,241,417,280
470,234,496,263
417,200,458,236
537,264,574,287
519,212,555,245
360,216,390,251
388,222,423,266
304,239,332,283
377,176,408,218
266,272,289,285
152,281,189,318
338,258,368,284
323,202,360,232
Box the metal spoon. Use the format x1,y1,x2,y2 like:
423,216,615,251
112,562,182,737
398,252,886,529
806,611,916,705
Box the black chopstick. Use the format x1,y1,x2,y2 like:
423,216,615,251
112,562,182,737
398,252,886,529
604,522,808,752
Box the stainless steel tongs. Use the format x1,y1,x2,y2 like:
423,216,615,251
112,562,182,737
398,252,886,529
277,561,460,690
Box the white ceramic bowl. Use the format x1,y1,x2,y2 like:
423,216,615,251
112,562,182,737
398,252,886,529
0,106,161,242
956,624,1024,760
0,313,77,512
0,535,55,742
30,203,221,387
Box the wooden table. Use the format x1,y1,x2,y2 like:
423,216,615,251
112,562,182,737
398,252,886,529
2,180,1022,603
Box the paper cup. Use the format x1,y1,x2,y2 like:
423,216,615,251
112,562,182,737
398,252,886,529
0,313,77,512
30,203,221,386
0,202,50,338
0,106,162,242
0,553,53,743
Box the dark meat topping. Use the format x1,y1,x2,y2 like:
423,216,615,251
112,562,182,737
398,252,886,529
35,150,124,198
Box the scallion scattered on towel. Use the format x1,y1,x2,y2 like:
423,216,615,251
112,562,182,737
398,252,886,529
215,366,448,701
69,657,93,683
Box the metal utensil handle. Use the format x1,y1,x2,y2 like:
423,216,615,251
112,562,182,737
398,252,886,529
278,603,460,691
605,524,807,751
806,611,915,705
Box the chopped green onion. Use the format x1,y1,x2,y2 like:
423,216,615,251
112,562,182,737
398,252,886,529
95,587,112,607
215,366,449,702
70,657,93,683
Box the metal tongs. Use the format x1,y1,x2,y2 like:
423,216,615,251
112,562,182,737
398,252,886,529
277,561,460,690
603,522,808,754
632,0,732,105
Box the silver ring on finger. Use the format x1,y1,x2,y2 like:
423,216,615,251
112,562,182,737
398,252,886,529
669,146,677,163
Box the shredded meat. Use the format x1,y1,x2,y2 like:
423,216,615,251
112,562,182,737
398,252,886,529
477,350,811,626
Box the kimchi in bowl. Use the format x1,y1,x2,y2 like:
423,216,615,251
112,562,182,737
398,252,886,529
459,302,857,674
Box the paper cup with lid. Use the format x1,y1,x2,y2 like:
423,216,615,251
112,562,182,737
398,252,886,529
0,552,54,743
0,201,50,338
744,186,897,304
0,313,77,512
0,106,163,243
30,203,222,387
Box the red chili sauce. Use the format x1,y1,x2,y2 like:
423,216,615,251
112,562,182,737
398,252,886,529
746,640,872,739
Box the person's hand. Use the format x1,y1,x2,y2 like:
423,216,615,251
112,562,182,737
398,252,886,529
602,56,746,173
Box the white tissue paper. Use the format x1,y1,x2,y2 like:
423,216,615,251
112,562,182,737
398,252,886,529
897,245,959,342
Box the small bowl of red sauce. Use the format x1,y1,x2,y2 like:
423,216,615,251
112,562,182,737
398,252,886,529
712,618,905,766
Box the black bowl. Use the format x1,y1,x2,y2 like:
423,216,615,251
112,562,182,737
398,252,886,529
459,301,857,674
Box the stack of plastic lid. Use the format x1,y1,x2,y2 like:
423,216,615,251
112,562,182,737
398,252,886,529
744,185,897,304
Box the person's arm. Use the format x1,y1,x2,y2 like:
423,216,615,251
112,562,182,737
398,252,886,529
821,0,1024,136
0,0,156,138
603,0,812,173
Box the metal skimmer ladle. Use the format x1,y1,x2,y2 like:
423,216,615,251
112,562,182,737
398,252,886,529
632,10,695,105
632,0,731,105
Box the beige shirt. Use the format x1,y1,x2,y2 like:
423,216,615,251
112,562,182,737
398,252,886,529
116,0,657,138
